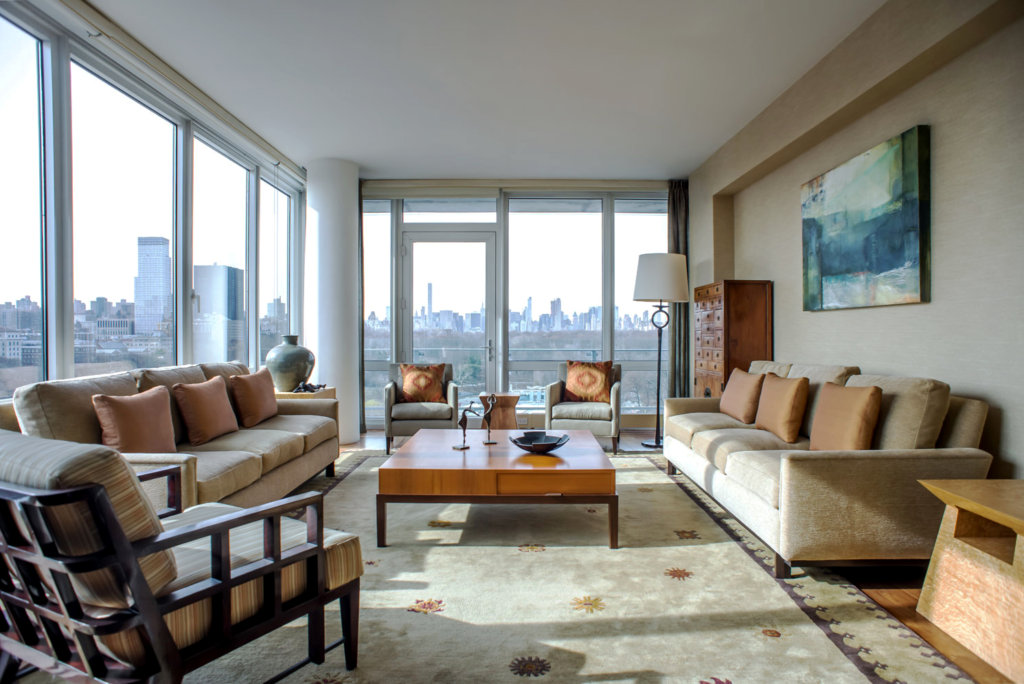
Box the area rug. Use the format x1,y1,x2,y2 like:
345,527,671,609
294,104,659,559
164,448,972,683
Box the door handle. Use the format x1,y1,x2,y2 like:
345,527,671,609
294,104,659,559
486,340,494,362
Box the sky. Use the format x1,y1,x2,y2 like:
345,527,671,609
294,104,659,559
0,15,287,315
362,209,668,325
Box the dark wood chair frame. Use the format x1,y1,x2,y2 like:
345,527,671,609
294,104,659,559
0,466,359,683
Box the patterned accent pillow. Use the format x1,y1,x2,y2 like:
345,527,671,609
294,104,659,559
399,363,446,403
564,361,613,403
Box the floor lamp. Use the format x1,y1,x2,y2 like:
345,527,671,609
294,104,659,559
633,253,689,449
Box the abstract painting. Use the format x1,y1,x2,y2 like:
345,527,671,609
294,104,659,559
802,126,930,311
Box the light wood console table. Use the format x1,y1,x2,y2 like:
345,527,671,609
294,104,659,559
916,479,1024,682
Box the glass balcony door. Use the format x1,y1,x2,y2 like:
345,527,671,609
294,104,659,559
399,229,496,413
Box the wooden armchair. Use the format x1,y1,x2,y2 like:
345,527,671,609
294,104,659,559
0,431,360,683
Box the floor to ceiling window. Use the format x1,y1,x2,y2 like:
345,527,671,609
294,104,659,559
0,15,45,397
507,198,603,408
258,178,290,364
70,63,177,376
614,198,669,414
362,199,392,423
192,138,250,364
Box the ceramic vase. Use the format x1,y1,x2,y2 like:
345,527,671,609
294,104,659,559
265,335,315,392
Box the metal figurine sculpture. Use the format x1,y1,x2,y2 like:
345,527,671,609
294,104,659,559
453,401,479,450
482,394,498,445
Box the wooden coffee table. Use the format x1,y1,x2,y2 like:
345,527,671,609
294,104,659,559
377,429,618,548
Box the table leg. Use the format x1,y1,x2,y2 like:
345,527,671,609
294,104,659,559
608,495,619,549
376,495,387,547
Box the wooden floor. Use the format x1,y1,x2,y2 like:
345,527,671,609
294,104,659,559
347,428,1004,681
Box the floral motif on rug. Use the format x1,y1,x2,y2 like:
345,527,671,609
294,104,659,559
508,656,551,677
518,543,546,552
428,519,452,527
407,598,445,614
664,567,694,581
570,596,606,613
674,529,701,539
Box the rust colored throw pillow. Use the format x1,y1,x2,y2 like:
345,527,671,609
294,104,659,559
399,363,446,403
229,367,279,427
564,360,613,403
92,385,177,453
755,373,810,443
719,369,765,424
810,382,883,451
171,376,239,446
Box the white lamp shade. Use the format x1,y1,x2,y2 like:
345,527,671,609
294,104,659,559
633,253,689,302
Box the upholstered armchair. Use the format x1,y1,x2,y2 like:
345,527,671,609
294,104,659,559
0,430,361,682
544,363,622,453
383,363,458,454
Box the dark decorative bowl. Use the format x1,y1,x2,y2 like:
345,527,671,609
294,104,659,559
510,433,570,454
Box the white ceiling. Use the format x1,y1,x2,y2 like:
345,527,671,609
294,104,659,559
89,0,886,179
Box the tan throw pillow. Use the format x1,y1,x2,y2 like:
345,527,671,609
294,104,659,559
399,363,446,403
171,376,239,446
719,369,765,424
92,386,177,453
564,361,613,403
755,373,810,443
229,367,279,427
810,382,882,451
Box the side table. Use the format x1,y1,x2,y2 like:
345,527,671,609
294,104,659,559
274,387,337,400
916,479,1024,682
479,393,520,430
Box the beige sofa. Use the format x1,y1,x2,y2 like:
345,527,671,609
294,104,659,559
1,362,339,510
664,361,993,578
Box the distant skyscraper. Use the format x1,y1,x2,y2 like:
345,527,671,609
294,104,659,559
194,264,246,362
427,283,433,327
550,298,562,331
134,237,172,334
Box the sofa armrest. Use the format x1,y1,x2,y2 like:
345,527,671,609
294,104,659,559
777,447,993,561
125,452,198,510
276,398,338,420
544,381,564,429
609,381,621,436
664,397,721,418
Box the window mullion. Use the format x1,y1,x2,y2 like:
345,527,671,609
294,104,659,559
246,169,260,368
177,120,194,364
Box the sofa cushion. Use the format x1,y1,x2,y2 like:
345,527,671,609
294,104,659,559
665,412,753,447
249,414,338,452
749,360,792,377
845,375,950,449
785,363,861,437
101,501,362,666
172,376,239,446
691,427,809,471
192,450,263,503
229,368,279,428
0,431,176,609
187,428,304,475
552,401,613,421
399,363,446,403
755,374,809,443
724,450,784,508
199,362,251,382
719,369,765,424
92,386,177,454
136,365,208,444
564,360,613,403
809,382,882,451
391,402,453,421
14,372,138,443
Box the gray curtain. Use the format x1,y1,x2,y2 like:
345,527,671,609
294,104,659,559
357,181,367,433
667,180,689,398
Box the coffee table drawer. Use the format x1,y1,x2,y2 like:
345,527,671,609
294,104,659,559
496,472,614,495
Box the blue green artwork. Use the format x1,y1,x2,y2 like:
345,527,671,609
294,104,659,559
802,126,929,311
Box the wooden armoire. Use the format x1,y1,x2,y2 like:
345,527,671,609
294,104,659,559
693,280,773,398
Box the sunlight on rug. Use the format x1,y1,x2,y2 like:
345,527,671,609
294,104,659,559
169,449,971,683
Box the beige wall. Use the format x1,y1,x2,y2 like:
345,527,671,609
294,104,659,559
688,2,1024,475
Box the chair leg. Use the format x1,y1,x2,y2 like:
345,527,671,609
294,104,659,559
0,652,20,684
611,437,618,454
340,582,360,670
774,553,792,579
325,463,335,477
385,436,391,455
666,461,677,476
308,604,326,664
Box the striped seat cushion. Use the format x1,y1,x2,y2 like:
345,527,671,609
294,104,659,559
0,431,176,609
100,502,362,665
